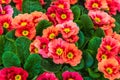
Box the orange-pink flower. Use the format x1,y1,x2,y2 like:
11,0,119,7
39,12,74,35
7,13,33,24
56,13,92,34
99,36,120,56
98,58,120,80
42,26,59,40
0,0,11,4
48,38,67,64
56,9,73,24
62,43,82,66
85,0,107,10
0,15,13,31
15,26,36,40
13,0,22,11
56,21,79,39
12,13,34,29
31,11,49,26
64,35,79,43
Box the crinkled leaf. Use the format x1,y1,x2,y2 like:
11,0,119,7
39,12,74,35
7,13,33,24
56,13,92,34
24,54,42,79
15,37,31,64
0,35,5,65
78,31,85,48
72,59,84,70
71,5,81,20
40,58,62,73
13,7,20,17
5,30,16,41
88,68,101,78
84,77,92,80
88,37,101,52
36,20,52,36
113,22,120,33
2,51,21,67
93,28,105,37
83,50,94,68
22,0,45,13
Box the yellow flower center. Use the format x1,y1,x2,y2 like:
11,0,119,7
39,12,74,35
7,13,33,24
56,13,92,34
101,54,107,60
49,33,55,39
1,10,6,14
21,22,27,26
67,52,74,59
56,48,63,56
106,45,112,51
106,67,113,74
2,0,5,3
58,4,64,9
61,14,67,19
92,3,99,8
64,28,70,33
22,30,29,36
68,78,74,80
94,17,101,23
42,44,46,49
50,13,56,18
3,22,9,28
15,75,21,80
34,48,38,53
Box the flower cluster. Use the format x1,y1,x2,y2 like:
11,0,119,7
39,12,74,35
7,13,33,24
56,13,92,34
97,35,120,80
30,20,82,66
46,0,73,25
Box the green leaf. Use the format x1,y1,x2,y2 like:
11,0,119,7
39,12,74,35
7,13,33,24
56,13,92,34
4,39,17,53
88,37,101,52
2,51,21,67
44,0,52,9
81,14,94,37
40,58,62,73
74,20,83,29
78,31,85,48
0,35,5,65
113,22,120,33
5,30,16,41
13,7,20,17
15,37,31,64
93,28,105,37
71,5,81,20
83,50,94,68
72,59,84,70
88,68,101,78
81,14,94,30
36,20,52,36
22,0,45,13
24,54,42,79
84,77,92,80
113,12,120,23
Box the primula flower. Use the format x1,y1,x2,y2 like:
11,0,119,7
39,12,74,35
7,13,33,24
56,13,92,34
0,5,13,16
56,9,73,24
62,43,82,66
98,58,120,80
85,0,107,10
105,0,118,15
62,71,83,80
56,21,79,38
13,0,22,11
37,36,49,58
12,13,34,29
37,72,58,80
42,26,59,40
48,38,67,64
30,36,49,58
99,36,120,56
88,10,110,26
112,32,120,42
64,35,79,43
52,0,70,9
96,48,112,62
39,0,46,5
31,11,48,26
0,66,28,80
0,0,11,4
15,26,36,40
0,15,13,31
0,25,3,35
46,6,58,25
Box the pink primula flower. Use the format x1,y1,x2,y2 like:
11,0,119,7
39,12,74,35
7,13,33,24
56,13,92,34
37,72,58,80
62,71,83,80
